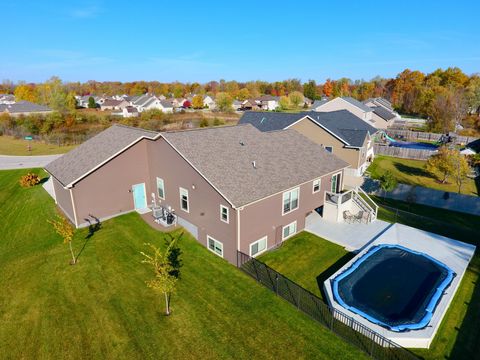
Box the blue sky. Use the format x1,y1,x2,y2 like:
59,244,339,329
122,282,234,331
2,1,480,83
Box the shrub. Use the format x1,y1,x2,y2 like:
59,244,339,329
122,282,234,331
199,119,209,128
19,173,41,187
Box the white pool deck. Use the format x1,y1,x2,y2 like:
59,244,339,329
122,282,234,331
323,223,476,348
305,211,392,251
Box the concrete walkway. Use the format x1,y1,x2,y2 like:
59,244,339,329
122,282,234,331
305,211,392,251
0,154,61,170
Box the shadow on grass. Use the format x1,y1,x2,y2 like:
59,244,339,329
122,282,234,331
448,252,480,360
474,176,480,196
76,215,101,261
316,253,356,300
39,176,49,185
393,162,430,178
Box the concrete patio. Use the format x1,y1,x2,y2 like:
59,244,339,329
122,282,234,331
305,211,392,251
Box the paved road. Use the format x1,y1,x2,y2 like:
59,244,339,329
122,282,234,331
0,154,61,170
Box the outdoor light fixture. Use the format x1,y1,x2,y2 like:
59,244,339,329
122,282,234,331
192,184,196,190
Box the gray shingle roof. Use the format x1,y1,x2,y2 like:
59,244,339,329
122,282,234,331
5,100,52,113
311,98,329,109
238,110,377,147
372,106,397,121
163,124,348,207
45,125,159,186
342,97,373,112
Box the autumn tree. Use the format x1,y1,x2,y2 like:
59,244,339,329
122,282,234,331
323,79,333,97
14,83,38,102
303,80,318,100
192,95,204,109
65,92,77,111
237,88,251,101
141,234,182,316
288,91,304,109
215,92,233,112
278,96,290,110
48,215,76,265
425,146,456,184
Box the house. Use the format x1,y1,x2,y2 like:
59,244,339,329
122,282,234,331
100,99,130,111
311,97,329,110
238,111,377,185
203,95,216,109
77,95,102,108
312,97,375,126
232,100,243,111
363,97,400,129
131,94,173,113
241,99,261,111
256,95,279,111
0,94,15,104
0,100,52,116
45,124,348,264
363,97,394,111
122,106,139,118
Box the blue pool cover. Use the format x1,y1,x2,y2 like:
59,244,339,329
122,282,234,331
331,244,455,332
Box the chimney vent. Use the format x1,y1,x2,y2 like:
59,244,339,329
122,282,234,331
252,161,257,169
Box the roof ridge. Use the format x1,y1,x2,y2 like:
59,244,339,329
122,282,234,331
111,123,160,135
162,123,250,134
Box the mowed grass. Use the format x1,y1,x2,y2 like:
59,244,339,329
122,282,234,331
0,135,76,155
368,155,478,196
0,169,366,360
258,233,354,300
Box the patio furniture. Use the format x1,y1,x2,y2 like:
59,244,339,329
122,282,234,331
152,206,177,227
343,210,354,224
354,211,364,223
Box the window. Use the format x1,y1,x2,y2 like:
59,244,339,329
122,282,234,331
207,236,223,257
179,187,189,212
282,187,299,215
312,179,321,193
220,205,229,223
325,146,333,153
331,173,341,193
282,221,297,240
156,177,165,199
250,236,267,257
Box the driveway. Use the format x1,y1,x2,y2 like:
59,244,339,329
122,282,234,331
0,154,61,170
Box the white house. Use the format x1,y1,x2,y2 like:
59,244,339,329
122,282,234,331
256,95,279,111
203,95,216,109
312,97,375,126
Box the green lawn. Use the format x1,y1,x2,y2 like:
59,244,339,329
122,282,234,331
0,168,366,360
0,135,76,155
368,155,479,196
260,198,480,360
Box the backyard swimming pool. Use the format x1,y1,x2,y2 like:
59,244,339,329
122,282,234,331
389,141,439,150
331,244,455,332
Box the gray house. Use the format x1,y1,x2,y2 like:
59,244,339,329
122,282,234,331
45,124,348,264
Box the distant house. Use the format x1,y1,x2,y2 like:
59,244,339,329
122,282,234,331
232,100,243,111
100,99,130,111
238,110,378,184
45,124,348,264
122,106,139,118
311,97,329,110
241,99,261,111
203,95,216,109
312,97,375,126
131,94,173,113
256,95,279,111
0,94,15,105
363,98,400,129
77,95,102,108
0,100,52,117
363,97,394,111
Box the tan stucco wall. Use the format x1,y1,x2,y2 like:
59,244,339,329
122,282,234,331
316,98,371,121
291,118,362,169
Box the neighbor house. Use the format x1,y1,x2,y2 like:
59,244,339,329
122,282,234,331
100,99,130,111
131,94,173,113
256,95,279,111
203,95,216,109
45,124,348,264
0,100,52,116
0,94,15,104
312,97,375,126
363,97,399,129
238,111,377,185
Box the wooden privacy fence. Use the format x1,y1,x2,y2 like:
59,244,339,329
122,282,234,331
387,129,478,145
374,144,436,160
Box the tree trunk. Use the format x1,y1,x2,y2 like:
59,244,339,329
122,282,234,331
69,241,76,264
164,292,170,316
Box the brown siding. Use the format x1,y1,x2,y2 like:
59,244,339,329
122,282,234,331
52,177,75,224
146,138,238,264
239,172,340,255
290,118,362,169
71,139,151,225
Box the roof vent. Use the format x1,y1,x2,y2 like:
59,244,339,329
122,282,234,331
260,117,266,124
240,141,245,146
252,161,257,169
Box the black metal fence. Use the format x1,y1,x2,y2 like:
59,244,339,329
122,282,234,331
237,252,418,360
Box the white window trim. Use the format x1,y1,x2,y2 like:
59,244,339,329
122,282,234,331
249,236,268,257
179,187,189,213
312,178,321,194
331,172,342,193
207,235,223,258
282,187,300,216
156,177,165,200
282,221,297,241
220,204,229,224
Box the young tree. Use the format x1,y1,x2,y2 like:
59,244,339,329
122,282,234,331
88,96,97,109
192,95,204,109
379,171,397,199
303,80,318,100
215,92,233,112
288,91,304,109
278,96,290,110
425,146,455,183
65,92,77,111
451,152,470,193
141,235,182,316
48,215,76,265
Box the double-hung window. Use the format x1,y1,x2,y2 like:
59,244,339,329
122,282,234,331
207,236,223,257
282,221,297,240
220,205,229,223
250,236,267,257
282,187,299,215
179,187,189,212
312,179,321,193
156,177,165,199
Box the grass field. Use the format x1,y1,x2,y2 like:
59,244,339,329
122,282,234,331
368,155,478,196
0,168,365,360
259,200,480,360
0,136,76,155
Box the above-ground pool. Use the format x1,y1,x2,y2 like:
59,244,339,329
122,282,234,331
331,244,455,332
389,141,439,150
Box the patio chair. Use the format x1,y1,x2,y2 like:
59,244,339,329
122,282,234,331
343,211,353,224
354,211,364,223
